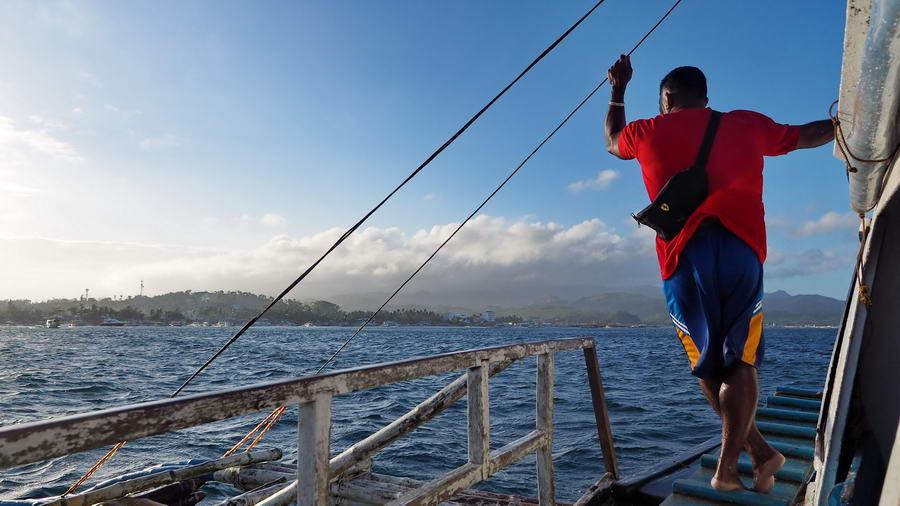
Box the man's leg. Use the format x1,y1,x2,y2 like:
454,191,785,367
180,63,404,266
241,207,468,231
699,378,779,465
711,363,757,490
708,363,786,492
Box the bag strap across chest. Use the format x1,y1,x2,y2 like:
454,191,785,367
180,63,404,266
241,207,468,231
691,110,722,172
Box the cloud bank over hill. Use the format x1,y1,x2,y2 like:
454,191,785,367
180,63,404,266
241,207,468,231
0,215,662,303
0,213,856,304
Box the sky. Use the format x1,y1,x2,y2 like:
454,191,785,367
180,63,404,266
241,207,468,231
0,1,857,303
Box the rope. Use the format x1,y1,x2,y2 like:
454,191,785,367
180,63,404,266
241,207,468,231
63,441,125,495
227,0,685,452
855,214,872,307
829,100,900,174
65,2,606,490
827,100,900,306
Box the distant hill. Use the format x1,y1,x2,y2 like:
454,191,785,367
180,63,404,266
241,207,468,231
1,288,846,327
763,290,846,325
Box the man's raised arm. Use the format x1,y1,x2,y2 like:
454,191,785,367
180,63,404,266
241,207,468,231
605,54,632,159
796,119,834,149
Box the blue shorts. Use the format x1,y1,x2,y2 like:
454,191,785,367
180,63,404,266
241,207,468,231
663,223,765,379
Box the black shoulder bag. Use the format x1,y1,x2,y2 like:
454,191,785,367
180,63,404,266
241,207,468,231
632,110,722,241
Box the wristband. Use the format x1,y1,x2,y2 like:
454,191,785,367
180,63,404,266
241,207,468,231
609,101,625,107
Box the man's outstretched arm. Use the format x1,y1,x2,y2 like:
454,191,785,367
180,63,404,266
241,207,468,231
605,55,631,159
796,119,834,149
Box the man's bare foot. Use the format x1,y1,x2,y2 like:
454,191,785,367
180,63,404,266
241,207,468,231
710,475,744,491
752,451,785,493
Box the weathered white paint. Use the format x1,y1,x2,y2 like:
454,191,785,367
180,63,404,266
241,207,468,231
330,361,511,477
535,353,555,506
815,220,883,506
46,449,281,506
298,394,332,506
573,472,614,506
466,362,490,475
2,337,614,506
0,338,591,469
214,478,288,506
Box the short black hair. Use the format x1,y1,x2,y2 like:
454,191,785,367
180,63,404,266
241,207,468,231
659,66,707,101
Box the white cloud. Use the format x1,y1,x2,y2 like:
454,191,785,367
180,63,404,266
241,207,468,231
796,212,859,237
767,248,850,279
568,170,620,193
138,133,179,151
260,213,287,227
0,116,81,163
0,215,659,301
423,193,438,201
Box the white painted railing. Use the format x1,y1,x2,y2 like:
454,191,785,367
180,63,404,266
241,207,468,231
0,337,618,506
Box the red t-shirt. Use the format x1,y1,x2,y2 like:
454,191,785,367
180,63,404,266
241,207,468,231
618,108,800,279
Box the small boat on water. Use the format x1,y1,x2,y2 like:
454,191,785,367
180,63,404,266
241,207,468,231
44,318,59,329
98,318,125,327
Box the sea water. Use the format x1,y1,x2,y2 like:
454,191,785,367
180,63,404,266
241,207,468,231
0,326,833,501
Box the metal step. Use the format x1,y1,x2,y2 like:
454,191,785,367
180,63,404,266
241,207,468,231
659,384,820,506
671,468,799,505
774,387,822,399
766,396,821,411
756,421,816,440
698,454,810,483
768,440,814,460
755,407,818,425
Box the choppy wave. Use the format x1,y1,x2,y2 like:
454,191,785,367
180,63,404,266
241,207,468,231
0,326,833,501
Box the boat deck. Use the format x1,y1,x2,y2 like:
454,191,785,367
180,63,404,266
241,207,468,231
661,387,822,506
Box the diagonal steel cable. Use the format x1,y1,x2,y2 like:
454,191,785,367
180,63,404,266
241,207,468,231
65,2,608,492
223,0,685,455
313,0,685,375
171,0,608,397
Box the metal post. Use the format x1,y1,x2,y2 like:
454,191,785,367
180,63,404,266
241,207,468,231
298,394,332,506
536,353,555,506
467,362,490,476
583,344,619,478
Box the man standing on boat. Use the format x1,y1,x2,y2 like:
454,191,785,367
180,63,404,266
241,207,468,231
603,55,834,493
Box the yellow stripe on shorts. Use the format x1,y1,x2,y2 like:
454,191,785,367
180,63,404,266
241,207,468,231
742,311,764,365
676,328,700,369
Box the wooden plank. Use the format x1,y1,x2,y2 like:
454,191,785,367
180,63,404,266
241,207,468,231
336,472,548,506
214,478,288,506
467,363,490,474
388,431,545,506
45,449,281,506
572,472,614,506
387,463,482,506
535,353,555,506
297,394,332,506
331,361,512,477
487,430,545,475
0,338,592,469
582,345,619,478
255,481,297,506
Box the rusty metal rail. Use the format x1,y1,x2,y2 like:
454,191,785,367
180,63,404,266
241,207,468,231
0,337,618,506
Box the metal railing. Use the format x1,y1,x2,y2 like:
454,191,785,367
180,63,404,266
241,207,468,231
0,337,618,505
